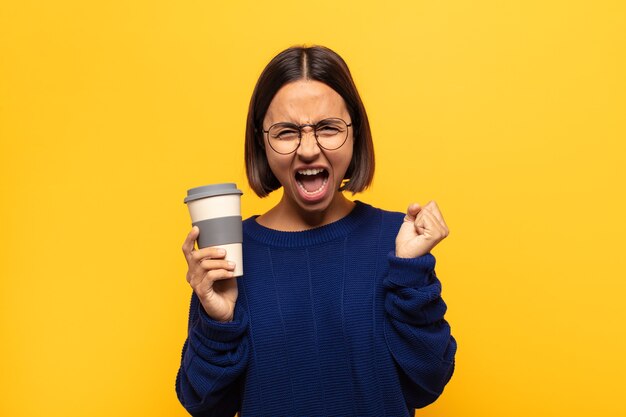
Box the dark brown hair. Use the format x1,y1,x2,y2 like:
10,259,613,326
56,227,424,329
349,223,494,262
245,45,375,197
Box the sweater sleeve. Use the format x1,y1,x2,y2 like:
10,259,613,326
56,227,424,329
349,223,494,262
383,252,457,409
175,292,249,417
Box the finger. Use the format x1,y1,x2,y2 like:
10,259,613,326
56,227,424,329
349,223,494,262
182,226,200,257
413,210,427,234
206,268,235,282
404,203,422,222
412,210,435,239
188,259,232,284
191,247,227,263
424,201,449,230
188,249,227,284
200,259,235,272
422,209,448,238
414,205,427,224
190,268,234,289
423,201,438,215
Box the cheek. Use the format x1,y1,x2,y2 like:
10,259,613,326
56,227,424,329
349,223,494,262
265,150,291,181
338,142,355,178
338,142,354,170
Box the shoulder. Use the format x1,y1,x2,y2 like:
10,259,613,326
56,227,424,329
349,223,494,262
357,200,405,225
353,201,405,241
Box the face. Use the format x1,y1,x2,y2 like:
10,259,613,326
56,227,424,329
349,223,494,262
262,80,354,214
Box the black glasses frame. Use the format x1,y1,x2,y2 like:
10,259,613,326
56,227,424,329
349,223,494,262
262,118,352,155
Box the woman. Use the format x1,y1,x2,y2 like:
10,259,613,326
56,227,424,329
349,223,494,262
176,45,456,416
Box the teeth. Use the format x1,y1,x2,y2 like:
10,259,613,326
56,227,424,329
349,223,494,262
297,176,329,195
297,168,325,175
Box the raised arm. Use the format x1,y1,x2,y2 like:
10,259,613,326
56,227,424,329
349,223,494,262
384,201,457,408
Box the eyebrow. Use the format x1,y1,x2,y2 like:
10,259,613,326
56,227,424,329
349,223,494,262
272,117,343,125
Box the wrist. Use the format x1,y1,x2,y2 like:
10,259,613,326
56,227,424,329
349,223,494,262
394,244,428,259
200,300,234,323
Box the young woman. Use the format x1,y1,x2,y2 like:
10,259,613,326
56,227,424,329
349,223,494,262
176,45,456,417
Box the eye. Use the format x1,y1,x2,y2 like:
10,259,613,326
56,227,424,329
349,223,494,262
316,121,343,137
271,125,300,141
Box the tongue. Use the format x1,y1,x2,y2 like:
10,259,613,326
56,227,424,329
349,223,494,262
299,173,325,192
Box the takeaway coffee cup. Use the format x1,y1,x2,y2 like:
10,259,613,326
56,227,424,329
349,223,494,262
184,183,244,277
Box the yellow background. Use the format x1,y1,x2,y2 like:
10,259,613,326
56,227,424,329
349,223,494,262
1,0,625,416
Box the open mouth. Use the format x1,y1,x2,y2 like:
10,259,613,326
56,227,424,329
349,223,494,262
295,168,329,196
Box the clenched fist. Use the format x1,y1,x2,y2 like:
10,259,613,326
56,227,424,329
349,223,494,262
395,201,449,258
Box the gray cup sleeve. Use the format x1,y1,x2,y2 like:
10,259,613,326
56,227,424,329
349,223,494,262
193,216,243,248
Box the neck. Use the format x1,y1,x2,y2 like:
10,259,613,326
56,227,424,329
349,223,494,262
257,191,355,231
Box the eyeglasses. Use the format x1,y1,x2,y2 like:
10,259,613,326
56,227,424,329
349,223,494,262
262,118,352,155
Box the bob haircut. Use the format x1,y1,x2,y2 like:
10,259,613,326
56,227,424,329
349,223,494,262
245,45,375,197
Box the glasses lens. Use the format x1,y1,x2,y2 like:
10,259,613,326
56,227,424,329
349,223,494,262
268,123,300,154
315,119,349,150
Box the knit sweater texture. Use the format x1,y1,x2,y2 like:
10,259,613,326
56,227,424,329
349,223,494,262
176,201,456,416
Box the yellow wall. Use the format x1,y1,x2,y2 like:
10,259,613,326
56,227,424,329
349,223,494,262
1,1,625,415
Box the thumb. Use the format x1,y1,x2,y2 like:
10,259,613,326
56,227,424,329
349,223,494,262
404,203,422,222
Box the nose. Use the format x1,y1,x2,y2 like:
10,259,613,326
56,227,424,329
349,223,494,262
296,127,321,160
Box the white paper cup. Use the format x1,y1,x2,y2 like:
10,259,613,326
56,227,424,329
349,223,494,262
184,183,244,277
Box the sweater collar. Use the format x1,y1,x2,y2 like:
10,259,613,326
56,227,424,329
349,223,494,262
243,200,375,248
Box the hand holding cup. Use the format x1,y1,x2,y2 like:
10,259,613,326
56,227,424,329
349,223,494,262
183,183,244,322
182,226,238,322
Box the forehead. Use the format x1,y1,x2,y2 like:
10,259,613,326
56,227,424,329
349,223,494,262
264,80,349,125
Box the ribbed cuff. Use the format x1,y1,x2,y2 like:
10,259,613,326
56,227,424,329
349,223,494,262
197,301,248,343
386,252,436,288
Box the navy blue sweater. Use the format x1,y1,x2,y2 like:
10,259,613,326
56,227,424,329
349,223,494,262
176,201,456,416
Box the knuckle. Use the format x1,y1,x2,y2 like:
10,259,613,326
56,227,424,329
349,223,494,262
187,268,199,282
188,277,198,290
